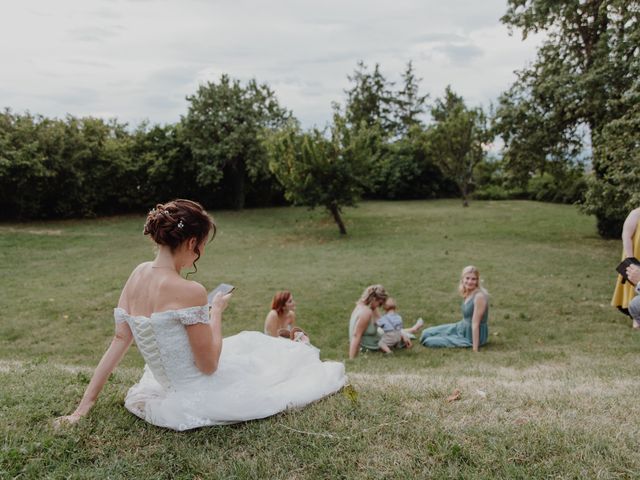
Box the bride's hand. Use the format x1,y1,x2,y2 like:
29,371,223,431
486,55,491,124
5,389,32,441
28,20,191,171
211,291,232,315
53,412,82,429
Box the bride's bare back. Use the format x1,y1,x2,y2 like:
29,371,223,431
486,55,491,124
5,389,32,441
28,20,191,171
118,262,207,317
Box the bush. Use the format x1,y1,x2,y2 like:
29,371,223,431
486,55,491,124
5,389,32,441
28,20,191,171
527,171,586,204
366,131,456,200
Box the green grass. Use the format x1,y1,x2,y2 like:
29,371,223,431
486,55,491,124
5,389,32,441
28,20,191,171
1,200,639,479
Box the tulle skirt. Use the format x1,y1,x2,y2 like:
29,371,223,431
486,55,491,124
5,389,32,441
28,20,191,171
124,331,346,431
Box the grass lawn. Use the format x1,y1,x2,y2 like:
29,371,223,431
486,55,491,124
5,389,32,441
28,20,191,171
1,199,638,478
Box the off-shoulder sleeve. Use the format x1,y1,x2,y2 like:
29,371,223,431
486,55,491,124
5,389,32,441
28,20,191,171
114,308,128,324
176,305,210,325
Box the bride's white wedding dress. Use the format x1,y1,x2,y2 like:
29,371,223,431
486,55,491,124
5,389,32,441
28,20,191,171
115,305,346,431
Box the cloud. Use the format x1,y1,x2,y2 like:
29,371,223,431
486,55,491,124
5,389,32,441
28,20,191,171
63,58,112,68
438,43,484,65
0,0,543,128
412,32,468,43
67,25,124,43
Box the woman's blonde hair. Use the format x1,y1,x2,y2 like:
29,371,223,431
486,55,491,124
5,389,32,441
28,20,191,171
458,265,488,297
359,284,388,307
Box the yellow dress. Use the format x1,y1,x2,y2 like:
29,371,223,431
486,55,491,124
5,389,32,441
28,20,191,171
611,222,640,310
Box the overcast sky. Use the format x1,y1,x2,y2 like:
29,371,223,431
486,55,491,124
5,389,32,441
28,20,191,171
1,0,543,129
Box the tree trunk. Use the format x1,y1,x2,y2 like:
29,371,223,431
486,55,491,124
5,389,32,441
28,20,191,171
328,203,347,235
229,164,245,210
461,183,469,207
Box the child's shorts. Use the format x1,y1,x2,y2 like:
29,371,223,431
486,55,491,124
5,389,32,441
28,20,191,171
379,330,403,349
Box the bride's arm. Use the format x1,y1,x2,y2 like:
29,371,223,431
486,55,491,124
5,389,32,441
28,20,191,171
186,291,230,375
55,322,133,426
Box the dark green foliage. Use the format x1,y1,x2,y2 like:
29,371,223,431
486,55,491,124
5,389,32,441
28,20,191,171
344,61,396,133
342,61,455,201
182,75,291,210
367,127,456,200
497,0,640,236
394,61,429,137
474,157,587,205
265,115,375,234
582,82,640,237
0,111,141,219
0,74,292,219
425,87,492,207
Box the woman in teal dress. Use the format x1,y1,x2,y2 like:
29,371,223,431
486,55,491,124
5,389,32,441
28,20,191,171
420,266,489,351
348,285,388,359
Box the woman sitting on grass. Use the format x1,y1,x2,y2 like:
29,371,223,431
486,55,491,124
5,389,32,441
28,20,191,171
264,291,306,341
348,285,388,359
420,265,489,352
55,199,345,431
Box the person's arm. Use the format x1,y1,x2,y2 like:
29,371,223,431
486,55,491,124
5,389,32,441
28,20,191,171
55,322,133,426
622,209,640,258
186,291,230,375
471,293,487,352
349,308,372,359
289,311,297,328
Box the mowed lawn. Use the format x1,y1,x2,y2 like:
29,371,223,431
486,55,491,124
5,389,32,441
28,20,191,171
1,200,639,479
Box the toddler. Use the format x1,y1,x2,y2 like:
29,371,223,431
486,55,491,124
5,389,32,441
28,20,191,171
377,297,413,353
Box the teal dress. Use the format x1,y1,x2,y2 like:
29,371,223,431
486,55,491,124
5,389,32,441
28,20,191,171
420,292,489,348
349,308,380,351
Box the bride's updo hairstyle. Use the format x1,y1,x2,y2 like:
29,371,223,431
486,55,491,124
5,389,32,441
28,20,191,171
143,199,216,271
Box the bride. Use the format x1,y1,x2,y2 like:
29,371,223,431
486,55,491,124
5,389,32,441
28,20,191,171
55,199,345,431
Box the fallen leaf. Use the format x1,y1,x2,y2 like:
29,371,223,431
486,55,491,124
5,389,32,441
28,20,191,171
446,388,461,402
342,384,359,405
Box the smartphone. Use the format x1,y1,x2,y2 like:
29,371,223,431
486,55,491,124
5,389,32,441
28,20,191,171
208,283,235,304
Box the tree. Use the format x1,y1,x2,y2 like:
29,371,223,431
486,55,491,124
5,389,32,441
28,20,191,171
367,125,455,200
265,114,375,235
0,110,54,218
344,61,395,133
498,0,640,235
582,82,640,235
183,75,290,210
341,60,440,200
0,111,139,219
129,122,198,205
493,73,584,188
394,61,429,136
426,87,491,207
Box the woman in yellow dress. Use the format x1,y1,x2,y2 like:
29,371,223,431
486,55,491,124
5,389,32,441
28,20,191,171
612,208,640,328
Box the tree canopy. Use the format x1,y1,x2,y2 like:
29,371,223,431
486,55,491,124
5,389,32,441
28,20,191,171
265,114,375,234
497,0,640,236
182,75,290,210
426,87,491,207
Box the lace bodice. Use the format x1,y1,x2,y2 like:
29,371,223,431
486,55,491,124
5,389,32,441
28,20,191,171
114,305,210,390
